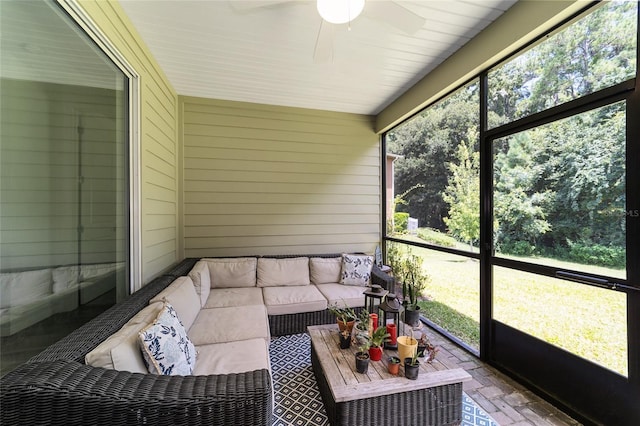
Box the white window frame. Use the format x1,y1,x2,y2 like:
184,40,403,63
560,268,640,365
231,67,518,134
56,0,142,294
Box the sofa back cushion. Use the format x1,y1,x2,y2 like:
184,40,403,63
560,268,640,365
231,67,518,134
204,258,257,288
257,257,310,287
85,302,163,373
149,276,200,330
309,257,342,285
188,260,210,307
0,269,52,308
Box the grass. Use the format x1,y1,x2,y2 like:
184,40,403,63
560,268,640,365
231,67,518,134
390,235,628,376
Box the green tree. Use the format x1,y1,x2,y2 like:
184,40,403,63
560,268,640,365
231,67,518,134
442,132,479,250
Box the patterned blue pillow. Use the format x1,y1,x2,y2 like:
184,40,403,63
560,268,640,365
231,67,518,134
138,302,196,375
339,254,374,286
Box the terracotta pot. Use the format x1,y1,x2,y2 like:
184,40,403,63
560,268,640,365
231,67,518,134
397,336,417,366
338,320,355,334
368,346,383,361
387,356,401,375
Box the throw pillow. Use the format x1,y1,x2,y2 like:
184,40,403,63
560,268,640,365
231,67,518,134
339,254,374,286
138,302,196,375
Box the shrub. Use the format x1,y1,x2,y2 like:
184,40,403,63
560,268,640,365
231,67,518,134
394,212,409,233
417,228,457,247
563,242,625,269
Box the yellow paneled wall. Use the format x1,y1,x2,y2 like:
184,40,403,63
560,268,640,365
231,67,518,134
78,0,179,283
180,96,381,257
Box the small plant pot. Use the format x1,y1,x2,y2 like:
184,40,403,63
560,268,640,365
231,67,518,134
417,344,426,357
388,356,401,375
371,284,383,293
404,358,420,380
355,352,370,374
338,320,355,334
368,346,383,361
339,332,351,349
403,307,421,327
397,336,417,366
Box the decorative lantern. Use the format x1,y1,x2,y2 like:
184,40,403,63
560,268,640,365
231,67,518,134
379,293,401,349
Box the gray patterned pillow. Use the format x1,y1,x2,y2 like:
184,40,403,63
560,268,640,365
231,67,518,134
339,254,374,286
138,302,196,375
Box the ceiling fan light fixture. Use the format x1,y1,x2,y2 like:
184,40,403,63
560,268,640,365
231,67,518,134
317,0,365,24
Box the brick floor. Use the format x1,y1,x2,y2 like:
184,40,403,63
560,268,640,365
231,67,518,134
427,328,583,426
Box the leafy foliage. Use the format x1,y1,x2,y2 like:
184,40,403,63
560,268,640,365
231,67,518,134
386,1,635,269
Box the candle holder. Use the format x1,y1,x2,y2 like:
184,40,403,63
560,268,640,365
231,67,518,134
379,293,401,349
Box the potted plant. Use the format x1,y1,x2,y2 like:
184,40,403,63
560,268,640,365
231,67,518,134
397,333,418,366
339,329,351,349
354,334,371,374
394,251,429,326
416,332,439,363
328,303,357,333
368,326,390,361
404,350,420,380
387,356,401,375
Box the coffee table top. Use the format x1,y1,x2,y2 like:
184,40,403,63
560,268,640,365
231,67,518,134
308,324,471,403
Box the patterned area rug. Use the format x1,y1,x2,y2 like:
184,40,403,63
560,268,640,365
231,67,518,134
269,333,499,426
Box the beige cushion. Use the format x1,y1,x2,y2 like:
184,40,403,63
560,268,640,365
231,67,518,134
85,302,164,373
0,269,52,308
193,338,270,375
188,305,270,345
188,260,210,307
309,257,342,285
149,276,200,330
262,285,327,315
204,258,257,288
257,257,310,287
315,283,367,308
204,287,264,308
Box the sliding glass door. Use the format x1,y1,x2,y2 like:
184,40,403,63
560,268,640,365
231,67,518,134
0,0,129,375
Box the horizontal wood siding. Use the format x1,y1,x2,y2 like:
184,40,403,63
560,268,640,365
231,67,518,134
181,97,381,257
79,1,179,283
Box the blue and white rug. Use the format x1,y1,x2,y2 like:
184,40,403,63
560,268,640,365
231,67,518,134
269,333,498,426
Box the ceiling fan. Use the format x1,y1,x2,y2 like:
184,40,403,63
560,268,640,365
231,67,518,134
230,0,426,63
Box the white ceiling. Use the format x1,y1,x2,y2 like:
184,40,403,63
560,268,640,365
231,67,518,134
120,0,517,115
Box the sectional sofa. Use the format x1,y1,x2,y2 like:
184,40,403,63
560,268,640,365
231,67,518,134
0,254,393,426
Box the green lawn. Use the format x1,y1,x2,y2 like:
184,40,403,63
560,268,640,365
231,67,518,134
390,237,628,376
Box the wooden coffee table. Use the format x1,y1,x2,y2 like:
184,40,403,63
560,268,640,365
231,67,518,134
308,324,471,426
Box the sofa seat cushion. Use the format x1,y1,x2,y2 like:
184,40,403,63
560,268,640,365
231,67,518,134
193,338,270,375
204,287,264,308
315,283,367,308
309,257,342,285
149,276,200,330
188,305,270,346
262,285,327,315
257,257,310,287
204,258,258,288
85,302,164,373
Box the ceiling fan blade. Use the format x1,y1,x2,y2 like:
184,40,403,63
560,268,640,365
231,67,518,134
365,1,426,35
229,0,293,12
313,20,335,63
